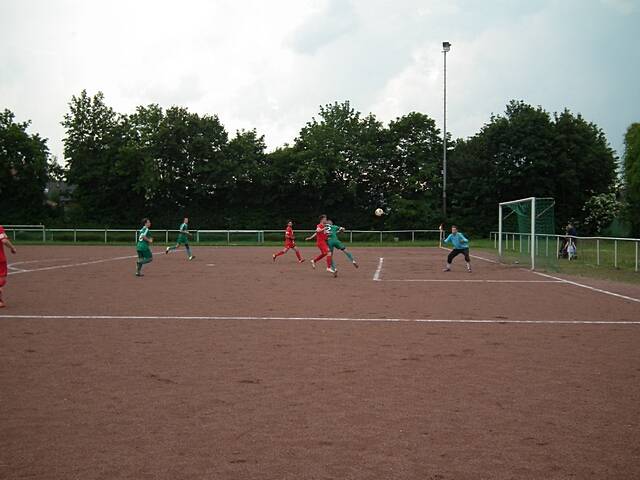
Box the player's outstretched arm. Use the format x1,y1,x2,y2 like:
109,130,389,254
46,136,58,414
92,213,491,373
1,237,17,254
305,233,317,241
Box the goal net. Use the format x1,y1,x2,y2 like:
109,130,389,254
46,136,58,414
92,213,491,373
498,197,556,270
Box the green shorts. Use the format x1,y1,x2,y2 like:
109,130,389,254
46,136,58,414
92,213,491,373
176,234,189,245
328,239,346,251
137,247,153,261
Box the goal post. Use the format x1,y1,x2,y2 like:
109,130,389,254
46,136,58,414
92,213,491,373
498,197,555,270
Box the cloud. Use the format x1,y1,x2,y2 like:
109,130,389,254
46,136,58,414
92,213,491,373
600,0,636,15
288,0,358,54
0,0,637,163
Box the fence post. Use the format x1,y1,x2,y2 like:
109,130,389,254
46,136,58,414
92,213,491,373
614,240,618,269
380,231,383,244
43,228,46,243
350,231,353,243
412,231,415,242
636,241,638,272
227,231,230,245
74,229,77,243
104,229,108,244
165,230,169,244
545,236,549,257
556,236,559,259
196,231,200,243
596,239,600,265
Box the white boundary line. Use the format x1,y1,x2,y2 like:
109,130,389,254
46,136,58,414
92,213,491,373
7,255,138,275
0,314,638,325
436,246,640,304
382,279,563,284
7,265,27,273
531,271,640,304
9,258,71,266
373,257,384,281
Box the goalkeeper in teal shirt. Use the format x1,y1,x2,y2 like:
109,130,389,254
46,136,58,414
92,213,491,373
443,225,472,273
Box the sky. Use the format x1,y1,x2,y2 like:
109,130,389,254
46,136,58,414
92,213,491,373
1,0,638,162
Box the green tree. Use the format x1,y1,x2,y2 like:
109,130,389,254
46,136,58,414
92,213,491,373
62,90,145,225
0,109,52,223
581,191,623,235
383,112,442,228
449,101,617,234
552,110,617,227
293,101,385,227
623,123,640,235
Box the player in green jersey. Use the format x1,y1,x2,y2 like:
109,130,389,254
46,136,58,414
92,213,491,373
136,218,154,277
165,217,195,260
326,219,358,272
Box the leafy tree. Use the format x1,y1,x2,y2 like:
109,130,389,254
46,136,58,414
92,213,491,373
62,90,142,225
552,110,617,227
0,109,52,223
581,191,623,235
623,123,640,235
383,112,442,228
449,101,617,235
293,101,386,227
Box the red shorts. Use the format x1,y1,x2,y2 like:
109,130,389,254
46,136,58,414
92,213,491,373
285,241,296,249
0,261,6,278
316,242,329,255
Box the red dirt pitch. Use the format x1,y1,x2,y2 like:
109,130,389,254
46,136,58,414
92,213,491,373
1,245,640,479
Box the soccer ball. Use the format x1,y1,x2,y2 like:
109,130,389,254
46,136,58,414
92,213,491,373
375,208,384,217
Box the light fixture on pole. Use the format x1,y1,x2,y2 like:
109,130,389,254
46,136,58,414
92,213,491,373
442,41,451,218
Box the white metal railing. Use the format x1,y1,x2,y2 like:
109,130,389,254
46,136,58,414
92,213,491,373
490,231,640,272
4,227,442,245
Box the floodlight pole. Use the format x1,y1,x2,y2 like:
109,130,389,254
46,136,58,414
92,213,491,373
442,41,451,219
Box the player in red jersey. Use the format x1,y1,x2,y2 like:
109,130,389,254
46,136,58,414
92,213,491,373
0,225,18,308
272,220,304,263
305,214,336,275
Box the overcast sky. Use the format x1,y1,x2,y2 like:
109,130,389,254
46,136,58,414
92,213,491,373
1,0,638,162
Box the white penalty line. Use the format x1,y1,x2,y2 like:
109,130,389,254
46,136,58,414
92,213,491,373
382,279,564,283
7,255,138,275
373,257,384,281
0,314,639,325
531,271,640,304
443,247,640,304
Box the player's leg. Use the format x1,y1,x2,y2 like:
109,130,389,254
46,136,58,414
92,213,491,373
185,242,194,260
273,247,289,261
136,248,153,276
312,247,327,269
329,244,337,270
338,243,357,268
0,275,6,307
292,247,304,262
464,248,472,272
443,249,461,271
165,242,179,254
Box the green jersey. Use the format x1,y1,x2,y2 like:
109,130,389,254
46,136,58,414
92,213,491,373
328,224,341,240
177,222,189,244
328,224,347,250
137,226,151,250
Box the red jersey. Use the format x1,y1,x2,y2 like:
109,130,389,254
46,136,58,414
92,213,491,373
285,226,295,241
315,223,329,244
0,226,6,263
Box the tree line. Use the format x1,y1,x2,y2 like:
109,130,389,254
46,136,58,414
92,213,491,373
1,90,636,236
